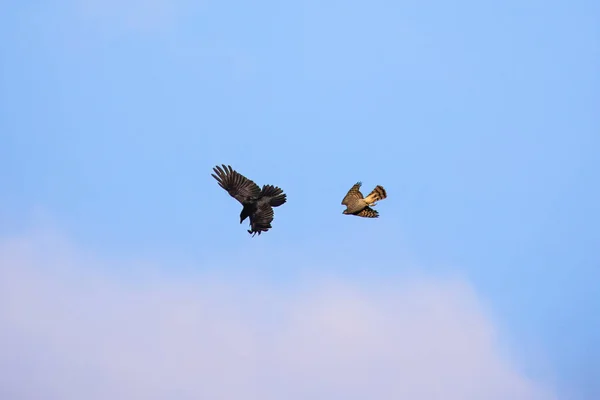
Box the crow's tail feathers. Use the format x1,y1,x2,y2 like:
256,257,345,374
261,185,287,207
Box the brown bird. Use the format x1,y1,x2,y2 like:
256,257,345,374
211,164,287,236
341,182,387,218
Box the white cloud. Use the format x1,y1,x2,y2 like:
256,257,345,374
0,229,556,400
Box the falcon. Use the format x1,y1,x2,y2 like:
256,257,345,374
341,182,387,218
211,164,287,236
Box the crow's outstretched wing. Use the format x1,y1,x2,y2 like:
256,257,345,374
341,182,364,205
211,164,261,204
248,202,275,236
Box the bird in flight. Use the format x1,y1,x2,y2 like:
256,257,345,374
341,182,387,218
211,164,287,236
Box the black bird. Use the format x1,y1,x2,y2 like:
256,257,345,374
211,164,287,236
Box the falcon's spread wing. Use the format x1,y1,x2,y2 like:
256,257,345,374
211,164,261,204
341,182,364,205
356,207,379,218
248,202,275,236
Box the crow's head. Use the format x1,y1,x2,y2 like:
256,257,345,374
239,206,252,224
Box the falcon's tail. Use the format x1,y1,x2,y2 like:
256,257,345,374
261,185,287,207
364,185,387,204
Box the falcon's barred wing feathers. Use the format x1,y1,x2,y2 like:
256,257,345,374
356,207,379,218
341,182,364,205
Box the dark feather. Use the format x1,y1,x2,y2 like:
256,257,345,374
261,184,287,207
248,200,275,236
212,164,286,237
211,164,261,205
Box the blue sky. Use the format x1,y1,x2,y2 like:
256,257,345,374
1,0,598,398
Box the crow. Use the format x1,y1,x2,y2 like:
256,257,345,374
211,164,287,236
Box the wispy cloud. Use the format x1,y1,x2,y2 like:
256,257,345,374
0,229,555,400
